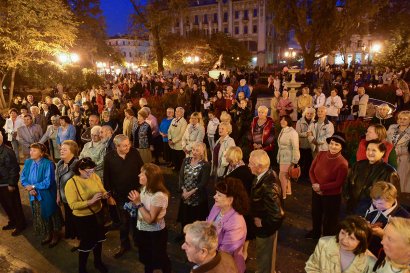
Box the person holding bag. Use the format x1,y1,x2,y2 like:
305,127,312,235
65,157,111,273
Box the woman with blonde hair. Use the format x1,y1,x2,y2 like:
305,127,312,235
212,122,235,178
396,79,410,111
374,217,410,272
123,109,137,140
177,142,210,240
182,112,205,157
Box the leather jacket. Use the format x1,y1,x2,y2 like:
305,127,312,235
0,144,20,186
56,157,78,203
250,169,285,238
343,160,400,213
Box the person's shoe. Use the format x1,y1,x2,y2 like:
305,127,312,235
113,247,130,259
94,262,108,273
2,224,16,230
11,227,25,237
49,238,60,248
304,230,320,240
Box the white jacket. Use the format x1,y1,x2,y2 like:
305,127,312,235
325,95,343,117
352,94,369,117
313,93,326,109
212,136,235,177
3,117,24,141
308,119,334,152
207,118,220,137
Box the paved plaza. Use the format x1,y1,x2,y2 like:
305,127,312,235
0,167,316,273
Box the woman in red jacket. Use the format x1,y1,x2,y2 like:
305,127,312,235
306,133,348,240
249,105,275,165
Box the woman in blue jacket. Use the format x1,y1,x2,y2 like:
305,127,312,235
20,142,63,248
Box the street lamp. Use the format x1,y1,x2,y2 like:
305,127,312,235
57,52,80,65
370,43,382,53
183,55,200,64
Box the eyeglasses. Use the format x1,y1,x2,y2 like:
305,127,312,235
83,168,95,175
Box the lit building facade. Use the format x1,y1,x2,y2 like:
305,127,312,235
171,0,279,67
319,34,382,66
106,35,150,68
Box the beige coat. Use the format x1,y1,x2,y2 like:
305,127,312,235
297,94,313,113
167,117,188,151
305,236,376,273
387,124,410,193
277,127,300,164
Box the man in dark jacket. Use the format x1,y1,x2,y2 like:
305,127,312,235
0,133,26,236
103,134,143,259
248,150,284,273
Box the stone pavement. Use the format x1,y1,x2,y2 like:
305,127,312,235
0,167,317,273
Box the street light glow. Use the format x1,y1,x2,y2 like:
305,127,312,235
70,53,79,63
57,52,79,64
371,43,382,53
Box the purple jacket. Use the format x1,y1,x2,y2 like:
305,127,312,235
207,205,247,273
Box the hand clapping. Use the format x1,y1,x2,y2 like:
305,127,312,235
128,190,141,204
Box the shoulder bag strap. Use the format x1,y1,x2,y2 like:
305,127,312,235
72,178,97,215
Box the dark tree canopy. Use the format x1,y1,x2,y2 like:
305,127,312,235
269,0,387,69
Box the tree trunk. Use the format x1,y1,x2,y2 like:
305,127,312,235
152,27,164,72
304,54,316,70
8,68,16,107
0,72,7,108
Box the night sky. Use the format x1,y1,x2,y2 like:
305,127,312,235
101,0,134,37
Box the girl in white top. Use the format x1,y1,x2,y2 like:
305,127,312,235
207,112,220,151
182,112,205,156
325,89,343,120
128,163,171,273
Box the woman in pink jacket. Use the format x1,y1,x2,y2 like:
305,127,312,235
207,177,249,273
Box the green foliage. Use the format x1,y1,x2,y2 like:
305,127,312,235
66,0,121,66
163,32,251,71
0,0,78,107
17,62,103,90
373,31,410,70
269,0,386,69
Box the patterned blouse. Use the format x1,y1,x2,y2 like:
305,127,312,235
181,157,207,206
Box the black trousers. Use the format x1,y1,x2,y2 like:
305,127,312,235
299,148,313,182
162,142,172,162
118,204,137,248
311,190,341,237
171,149,185,171
0,186,26,229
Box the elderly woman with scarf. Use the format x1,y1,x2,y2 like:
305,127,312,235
20,142,63,247
371,104,395,130
212,122,236,178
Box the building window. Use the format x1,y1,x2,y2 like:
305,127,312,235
253,8,258,17
194,15,199,24
123,52,126,57
235,11,239,19
115,41,118,46
253,25,257,33
203,14,208,24
213,13,218,23
243,10,248,20
224,27,228,33
129,52,132,57
123,41,126,45
235,26,239,35
244,26,248,34
357,40,363,48
223,12,228,22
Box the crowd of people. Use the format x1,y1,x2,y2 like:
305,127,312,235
0,66,409,273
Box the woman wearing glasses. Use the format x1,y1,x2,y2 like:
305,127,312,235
65,157,111,273
20,143,63,247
